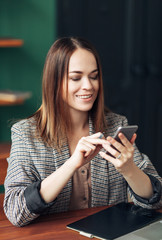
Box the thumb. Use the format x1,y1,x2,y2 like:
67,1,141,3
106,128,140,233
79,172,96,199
130,133,137,144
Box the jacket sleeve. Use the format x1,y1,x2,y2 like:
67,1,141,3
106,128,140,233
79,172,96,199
122,117,162,209
128,149,162,209
3,123,55,227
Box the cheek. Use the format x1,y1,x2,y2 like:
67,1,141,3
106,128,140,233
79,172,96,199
68,82,80,95
61,84,66,101
94,81,99,93
62,79,73,101
62,83,78,103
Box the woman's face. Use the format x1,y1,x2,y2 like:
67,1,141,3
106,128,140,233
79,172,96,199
63,48,99,115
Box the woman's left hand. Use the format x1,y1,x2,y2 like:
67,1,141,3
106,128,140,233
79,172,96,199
99,133,137,176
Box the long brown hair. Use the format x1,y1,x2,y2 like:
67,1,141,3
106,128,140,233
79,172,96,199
33,37,107,149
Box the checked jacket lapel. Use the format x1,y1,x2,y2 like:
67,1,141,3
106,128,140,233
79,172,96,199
89,116,109,207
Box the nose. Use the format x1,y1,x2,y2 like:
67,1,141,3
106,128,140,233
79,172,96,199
81,77,93,90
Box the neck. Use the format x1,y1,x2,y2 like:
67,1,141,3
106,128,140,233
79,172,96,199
70,111,89,132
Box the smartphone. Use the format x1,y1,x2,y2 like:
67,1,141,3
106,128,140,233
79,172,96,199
105,125,138,156
113,125,138,143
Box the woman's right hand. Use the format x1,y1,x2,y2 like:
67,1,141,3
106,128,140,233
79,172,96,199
69,132,107,169
40,132,107,203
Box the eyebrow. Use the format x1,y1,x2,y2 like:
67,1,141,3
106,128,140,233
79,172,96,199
69,69,98,74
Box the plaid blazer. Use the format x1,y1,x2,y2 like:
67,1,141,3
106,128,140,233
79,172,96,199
4,112,162,226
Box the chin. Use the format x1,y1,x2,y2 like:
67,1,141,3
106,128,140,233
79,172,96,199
69,102,95,113
78,106,93,112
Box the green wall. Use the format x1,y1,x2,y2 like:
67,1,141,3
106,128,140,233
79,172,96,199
0,0,57,142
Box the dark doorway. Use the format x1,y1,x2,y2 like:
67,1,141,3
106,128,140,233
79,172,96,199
57,0,162,176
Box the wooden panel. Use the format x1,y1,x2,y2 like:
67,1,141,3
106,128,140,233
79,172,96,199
0,205,162,239
0,143,11,160
0,193,6,221
0,99,24,106
0,39,24,47
0,144,10,221
0,158,8,185
0,143,10,185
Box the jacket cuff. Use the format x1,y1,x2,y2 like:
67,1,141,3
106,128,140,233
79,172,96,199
129,174,161,205
24,181,56,214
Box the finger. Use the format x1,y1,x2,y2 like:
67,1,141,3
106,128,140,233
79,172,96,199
84,140,106,157
89,132,105,139
79,142,94,157
99,151,120,165
106,136,125,153
84,139,103,154
102,143,120,158
79,138,96,150
130,133,137,145
96,144,103,152
118,133,135,152
81,136,107,146
86,145,103,160
81,139,96,151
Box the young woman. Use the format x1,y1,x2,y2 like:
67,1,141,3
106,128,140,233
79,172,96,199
4,37,162,226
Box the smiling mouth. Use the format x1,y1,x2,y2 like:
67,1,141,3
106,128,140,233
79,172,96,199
76,94,92,99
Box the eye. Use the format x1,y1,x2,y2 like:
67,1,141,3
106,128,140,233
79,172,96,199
69,74,81,81
70,77,81,81
89,74,98,80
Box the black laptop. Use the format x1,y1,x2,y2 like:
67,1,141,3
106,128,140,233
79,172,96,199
67,202,162,240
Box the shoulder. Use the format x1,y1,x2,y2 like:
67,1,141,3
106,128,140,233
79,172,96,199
11,117,50,151
11,117,41,147
11,117,36,136
105,111,128,126
104,111,128,136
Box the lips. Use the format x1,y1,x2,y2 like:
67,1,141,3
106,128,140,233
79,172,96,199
76,94,92,99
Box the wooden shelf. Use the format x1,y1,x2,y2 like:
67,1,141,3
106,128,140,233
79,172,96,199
0,143,11,161
0,39,24,47
0,91,31,106
0,99,24,106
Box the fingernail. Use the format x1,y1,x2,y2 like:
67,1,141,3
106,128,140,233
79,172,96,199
99,133,104,139
107,136,112,141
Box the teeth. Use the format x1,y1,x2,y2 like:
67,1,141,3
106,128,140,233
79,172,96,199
77,95,92,99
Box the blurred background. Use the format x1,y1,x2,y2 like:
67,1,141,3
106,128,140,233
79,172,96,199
0,0,162,176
